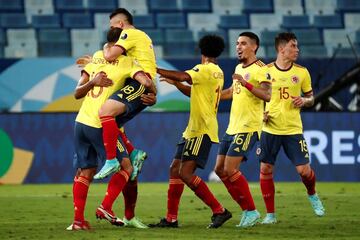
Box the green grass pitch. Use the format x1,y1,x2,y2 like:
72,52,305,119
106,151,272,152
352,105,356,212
0,182,359,240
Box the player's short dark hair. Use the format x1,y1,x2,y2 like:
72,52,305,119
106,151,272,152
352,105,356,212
107,28,122,43
239,31,260,53
275,32,297,51
198,35,225,58
109,8,133,25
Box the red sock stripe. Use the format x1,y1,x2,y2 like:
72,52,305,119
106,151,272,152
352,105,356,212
190,176,201,188
229,171,242,182
260,171,273,176
169,178,184,184
120,169,130,182
76,176,90,187
100,116,114,122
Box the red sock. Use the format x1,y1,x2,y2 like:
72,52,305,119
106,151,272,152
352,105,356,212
119,131,135,154
100,116,119,160
229,171,256,211
166,178,185,222
301,169,316,195
190,176,223,214
73,176,90,222
260,174,275,213
221,176,247,211
123,179,138,220
101,170,130,210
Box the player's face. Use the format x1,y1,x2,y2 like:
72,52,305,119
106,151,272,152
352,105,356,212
236,36,257,63
282,39,299,62
109,15,124,29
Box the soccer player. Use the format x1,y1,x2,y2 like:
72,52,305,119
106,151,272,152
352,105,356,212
258,32,325,224
67,28,151,230
149,35,232,229
95,8,157,180
213,32,272,227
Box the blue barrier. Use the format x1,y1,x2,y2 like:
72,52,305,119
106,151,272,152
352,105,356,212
0,112,359,183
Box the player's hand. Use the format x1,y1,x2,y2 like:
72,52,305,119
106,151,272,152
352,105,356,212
263,111,270,123
141,93,157,106
92,71,113,87
159,77,176,85
232,73,246,86
76,55,92,68
291,96,305,108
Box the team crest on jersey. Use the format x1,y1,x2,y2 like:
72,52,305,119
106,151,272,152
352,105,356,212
120,33,128,40
256,147,261,155
244,73,250,81
291,75,299,84
192,67,199,72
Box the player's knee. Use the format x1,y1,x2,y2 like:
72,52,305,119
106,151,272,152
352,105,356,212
79,168,97,182
179,171,192,185
297,164,311,177
214,165,224,178
224,168,237,178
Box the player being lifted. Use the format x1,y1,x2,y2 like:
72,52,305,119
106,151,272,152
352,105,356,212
214,32,272,227
149,35,232,228
258,32,325,224
94,8,157,180
67,28,154,230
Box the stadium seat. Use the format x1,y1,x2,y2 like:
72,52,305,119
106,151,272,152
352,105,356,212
218,15,249,29
0,0,23,13
25,0,54,22
145,29,165,45
250,14,282,30
38,29,71,56
133,15,155,29
5,29,38,57
5,43,38,58
265,45,277,58
212,0,243,15
88,0,117,12
260,30,280,46
243,0,273,13
0,14,29,28
62,13,93,28
157,13,186,28
292,29,323,45
164,42,197,57
149,0,179,12
300,45,328,58
32,15,61,29
181,0,211,12
304,0,336,16
94,13,109,32
336,0,360,12
0,29,6,45
165,29,194,43
344,13,360,30
334,46,360,58
274,0,303,15
118,0,148,15
188,13,220,32
323,29,352,48
54,0,85,13
281,15,310,29
313,14,343,29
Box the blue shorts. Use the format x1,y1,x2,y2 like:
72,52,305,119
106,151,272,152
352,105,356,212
257,131,310,166
109,78,148,127
73,122,128,169
218,132,259,160
174,134,212,169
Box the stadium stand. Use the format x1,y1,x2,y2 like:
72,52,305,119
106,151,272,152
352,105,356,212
0,0,359,58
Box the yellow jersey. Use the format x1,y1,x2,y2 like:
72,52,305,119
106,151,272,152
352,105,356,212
115,28,156,79
76,50,143,128
226,60,271,135
183,62,224,143
263,62,312,135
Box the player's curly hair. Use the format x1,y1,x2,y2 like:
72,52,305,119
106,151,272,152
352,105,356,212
107,28,122,43
198,35,225,58
109,8,133,25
